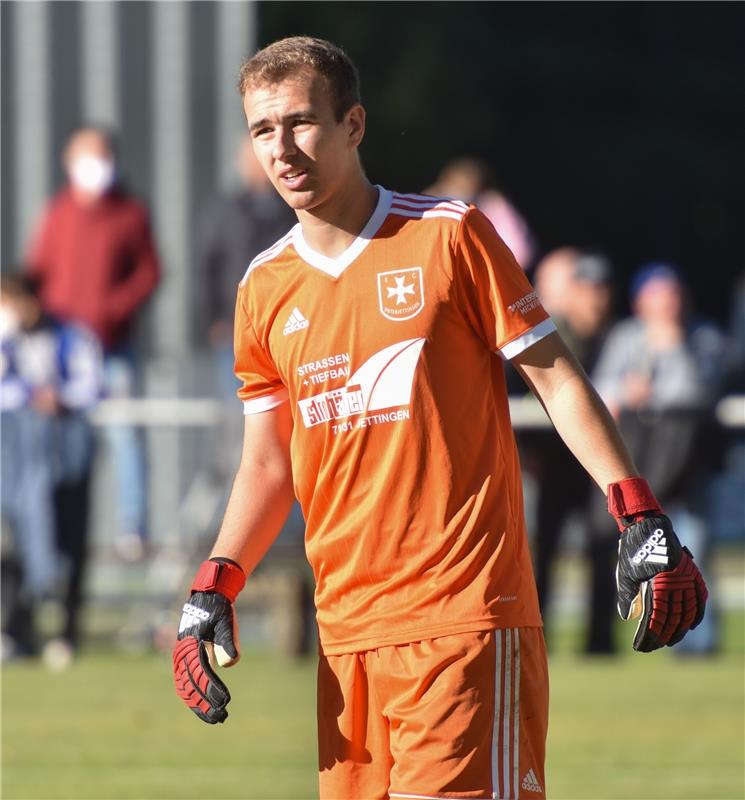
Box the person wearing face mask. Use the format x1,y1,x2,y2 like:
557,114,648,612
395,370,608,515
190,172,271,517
26,126,161,561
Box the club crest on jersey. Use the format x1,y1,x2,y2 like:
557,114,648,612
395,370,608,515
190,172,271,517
377,267,424,321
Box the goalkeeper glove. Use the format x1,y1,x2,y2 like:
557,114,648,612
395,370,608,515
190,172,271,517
609,477,708,653
172,558,246,724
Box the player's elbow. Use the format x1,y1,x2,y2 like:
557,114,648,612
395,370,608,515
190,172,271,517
238,447,294,498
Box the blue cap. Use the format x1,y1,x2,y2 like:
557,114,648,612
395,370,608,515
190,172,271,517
630,262,683,302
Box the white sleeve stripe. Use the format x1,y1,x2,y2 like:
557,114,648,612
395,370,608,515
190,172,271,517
390,208,465,222
392,191,469,210
242,387,289,415
498,318,557,360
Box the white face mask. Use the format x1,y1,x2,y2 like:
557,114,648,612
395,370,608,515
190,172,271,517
69,155,115,195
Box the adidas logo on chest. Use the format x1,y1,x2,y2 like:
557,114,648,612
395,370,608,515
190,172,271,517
283,307,310,336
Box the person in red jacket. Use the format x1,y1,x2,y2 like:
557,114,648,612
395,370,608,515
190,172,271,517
27,126,161,560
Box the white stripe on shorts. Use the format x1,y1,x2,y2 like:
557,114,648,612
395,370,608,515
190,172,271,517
513,630,521,798
492,628,521,800
389,793,491,800
491,629,502,796
503,629,512,797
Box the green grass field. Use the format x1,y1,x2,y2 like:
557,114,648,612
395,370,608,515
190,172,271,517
3,614,744,800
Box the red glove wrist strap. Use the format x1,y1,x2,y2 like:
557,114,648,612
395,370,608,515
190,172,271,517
191,559,246,603
607,477,662,522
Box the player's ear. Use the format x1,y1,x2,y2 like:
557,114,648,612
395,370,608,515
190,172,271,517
346,104,366,148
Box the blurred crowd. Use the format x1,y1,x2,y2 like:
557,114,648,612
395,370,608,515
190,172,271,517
2,127,159,666
2,139,743,665
425,157,743,655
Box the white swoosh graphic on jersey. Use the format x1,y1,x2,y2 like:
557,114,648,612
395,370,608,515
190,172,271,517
348,338,426,412
298,337,425,428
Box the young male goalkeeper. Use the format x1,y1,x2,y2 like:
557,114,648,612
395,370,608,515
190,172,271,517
173,36,707,800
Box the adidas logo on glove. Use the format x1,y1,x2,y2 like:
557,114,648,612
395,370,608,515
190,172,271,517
632,528,668,566
178,602,211,632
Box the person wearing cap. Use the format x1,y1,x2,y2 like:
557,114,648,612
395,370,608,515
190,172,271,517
528,250,615,644
588,263,726,653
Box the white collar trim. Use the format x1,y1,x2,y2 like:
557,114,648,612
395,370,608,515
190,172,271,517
291,186,392,278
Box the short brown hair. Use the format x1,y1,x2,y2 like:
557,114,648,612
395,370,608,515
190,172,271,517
238,36,360,122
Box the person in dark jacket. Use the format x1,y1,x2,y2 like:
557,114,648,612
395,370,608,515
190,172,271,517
195,134,295,479
196,134,295,397
527,250,614,642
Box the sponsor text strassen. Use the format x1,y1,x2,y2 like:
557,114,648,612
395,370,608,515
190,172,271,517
297,352,351,376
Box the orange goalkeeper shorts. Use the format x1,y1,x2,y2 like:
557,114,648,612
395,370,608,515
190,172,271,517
317,627,548,800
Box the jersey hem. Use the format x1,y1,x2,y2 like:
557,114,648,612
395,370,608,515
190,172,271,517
318,614,544,656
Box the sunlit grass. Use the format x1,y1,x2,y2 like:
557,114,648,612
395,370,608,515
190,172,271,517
2,613,743,800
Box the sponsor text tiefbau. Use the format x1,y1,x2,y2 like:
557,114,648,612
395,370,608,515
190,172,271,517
297,352,351,386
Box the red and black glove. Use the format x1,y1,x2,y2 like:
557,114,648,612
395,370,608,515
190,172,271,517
172,558,246,724
609,477,708,652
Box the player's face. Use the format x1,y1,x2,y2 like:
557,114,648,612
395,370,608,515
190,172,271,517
243,70,365,214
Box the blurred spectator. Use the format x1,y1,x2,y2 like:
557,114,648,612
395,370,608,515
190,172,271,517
525,250,615,640
723,273,745,394
555,253,613,371
195,133,295,404
195,134,294,478
589,263,726,654
424,157,536,269
707,274,745,543
26,126,160,560
1,274,103,666
533,247,579,318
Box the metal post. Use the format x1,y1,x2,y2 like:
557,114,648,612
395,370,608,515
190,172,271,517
216,1,256,190
150,1,192,543
151,0,190,358
13,1,50,255
81,0,121,127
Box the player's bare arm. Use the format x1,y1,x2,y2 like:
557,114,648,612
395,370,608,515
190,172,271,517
173,404,295,723
513,330,707,651
512,330,638,492
209,403,295,574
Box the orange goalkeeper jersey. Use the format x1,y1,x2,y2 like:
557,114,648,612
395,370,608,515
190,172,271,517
235,188,554,654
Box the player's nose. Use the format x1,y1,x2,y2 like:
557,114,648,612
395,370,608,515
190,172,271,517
272,126,297,161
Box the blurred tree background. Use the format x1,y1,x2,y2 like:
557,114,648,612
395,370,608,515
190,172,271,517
260,1,744,320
